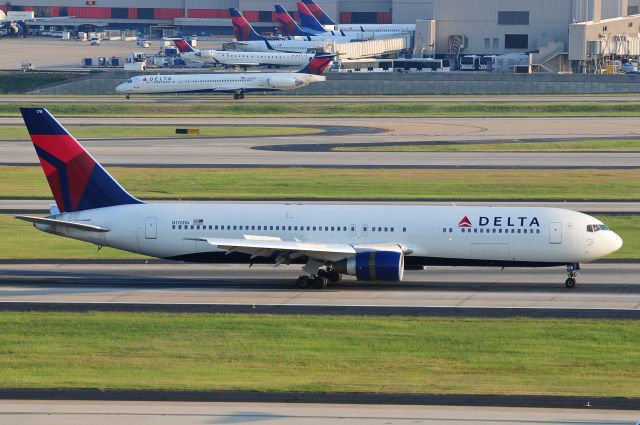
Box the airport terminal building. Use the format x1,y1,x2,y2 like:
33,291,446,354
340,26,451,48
4,0,640,72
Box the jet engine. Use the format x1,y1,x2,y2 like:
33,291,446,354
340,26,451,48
266,77,299,89
334,250,405,282
197,50,215,59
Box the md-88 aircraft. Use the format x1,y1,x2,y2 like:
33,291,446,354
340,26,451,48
115,52,333,99
17,108,622,289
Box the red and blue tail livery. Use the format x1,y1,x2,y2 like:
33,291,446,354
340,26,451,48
301,0,337,26
298,52,335,75
229,8,267,41
172,38,196,53
275,5,310,38
20,108,142,213
297,2,328,33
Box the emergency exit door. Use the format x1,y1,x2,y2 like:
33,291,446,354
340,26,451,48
145,217,157,239
549,222,562,244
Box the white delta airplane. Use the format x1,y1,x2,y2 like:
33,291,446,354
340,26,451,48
170,38,315,68
115,52,333,99
16,108,623,289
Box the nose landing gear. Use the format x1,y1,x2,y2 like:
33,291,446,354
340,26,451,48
565,263,580,288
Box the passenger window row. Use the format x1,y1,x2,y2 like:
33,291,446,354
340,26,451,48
456,227,541,234
170,224,398,232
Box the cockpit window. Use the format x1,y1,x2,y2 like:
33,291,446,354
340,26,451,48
127,79,133,83
587,224,608,232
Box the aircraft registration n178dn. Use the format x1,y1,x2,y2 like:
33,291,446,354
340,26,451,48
17,108,623,289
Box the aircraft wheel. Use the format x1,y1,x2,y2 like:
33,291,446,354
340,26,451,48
233,93,239,100
297,275,311,289
327,270,342,283
312,275,328,290
125,94,130,100
239,92,245,99
565,277,576,289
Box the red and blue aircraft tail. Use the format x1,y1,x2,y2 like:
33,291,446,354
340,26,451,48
297,2,329,33
301,0,337,26
229,8,267,41
297,52,335,75
275,5,310,39
172,38,196,53
20,108,143,213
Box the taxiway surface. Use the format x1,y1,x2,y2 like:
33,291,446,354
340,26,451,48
1,263,639,311
2,117,640,168
0,400,638,425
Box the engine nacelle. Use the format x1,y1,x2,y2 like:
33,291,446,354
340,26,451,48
334,250,404,282
267,77,298,89
198,50,215,59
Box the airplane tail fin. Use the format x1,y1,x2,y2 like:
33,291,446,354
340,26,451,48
275,5,310,38
172,38,197,53
297,2,328,33
20,108,143,213
297,52,335,75
302,0,337,26
229,8,267,41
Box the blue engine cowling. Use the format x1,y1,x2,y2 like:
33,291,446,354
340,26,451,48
335,250,404,282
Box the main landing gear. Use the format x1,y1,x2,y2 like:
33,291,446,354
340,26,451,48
233,91,245,100
296,267,342,290
565,263,580,288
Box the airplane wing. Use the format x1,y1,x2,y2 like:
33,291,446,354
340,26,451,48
188,236,356,263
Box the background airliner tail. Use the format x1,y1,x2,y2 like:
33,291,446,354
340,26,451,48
171,38,196,53
301,0,337,26
275,5,310,38
297,52,335,74
297,2,328,33
20,108,143,213
229,8,267,41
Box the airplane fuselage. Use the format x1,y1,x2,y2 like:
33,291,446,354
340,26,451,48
115,72,324,94
183,50,314,67
36,203,622,268
234,39,328,53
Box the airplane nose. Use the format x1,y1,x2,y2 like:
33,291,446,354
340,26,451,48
610,231,623,253
115,84,124,93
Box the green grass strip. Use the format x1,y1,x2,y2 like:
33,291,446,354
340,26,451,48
0,312,637,397
0,125,321,140
2,101,640,117
1,214,636,259
3,166,640,201
335,139,640,153
0,73,77,94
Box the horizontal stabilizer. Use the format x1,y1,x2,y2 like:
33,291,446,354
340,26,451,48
15,215,111,232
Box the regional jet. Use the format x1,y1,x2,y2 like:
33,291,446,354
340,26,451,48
115,52,333,99
16,108,623,289
170,38,315,68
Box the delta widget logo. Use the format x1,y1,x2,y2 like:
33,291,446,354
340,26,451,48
458,216,472,228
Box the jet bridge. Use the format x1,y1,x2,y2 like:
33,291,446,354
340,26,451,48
325,34,412,59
